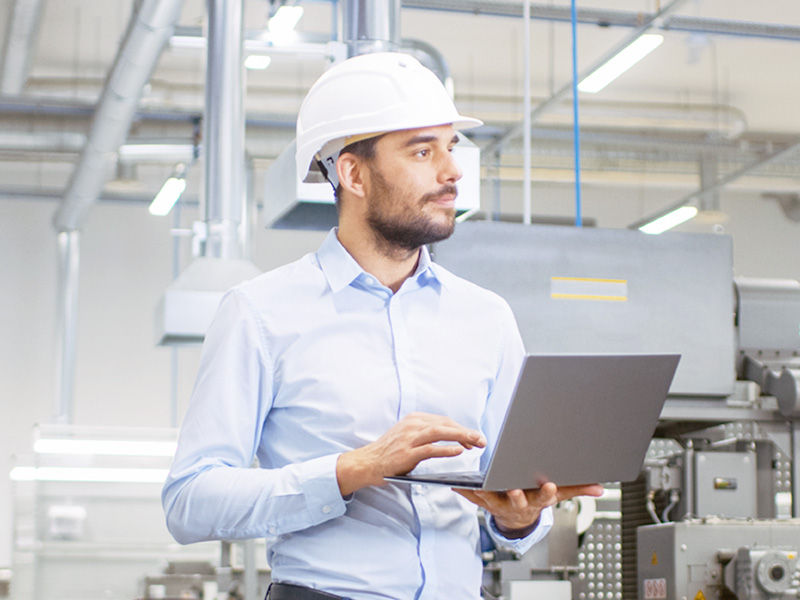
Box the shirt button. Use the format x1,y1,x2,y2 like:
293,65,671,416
412,484,423,494
268,526,276,535
321,505,332,514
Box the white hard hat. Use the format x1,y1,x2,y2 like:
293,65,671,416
296,52,482,185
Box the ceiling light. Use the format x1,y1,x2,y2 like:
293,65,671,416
149,164,187,216
169,35,206,50
10,466,169,483
268,6,304,35
578,34,664,94
639,205,698,234
33,438,177,457
244,54,272,70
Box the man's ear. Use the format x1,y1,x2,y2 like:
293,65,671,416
336,153,366,200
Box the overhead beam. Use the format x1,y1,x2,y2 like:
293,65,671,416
0,0,45,94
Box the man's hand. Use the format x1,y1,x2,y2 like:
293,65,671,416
336,412,486,496
454,482,604,538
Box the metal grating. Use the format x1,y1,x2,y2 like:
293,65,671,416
573,520,623,600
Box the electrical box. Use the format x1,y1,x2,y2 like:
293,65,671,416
694,451,757,518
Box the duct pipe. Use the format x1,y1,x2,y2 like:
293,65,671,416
342,0,401,57
400,38,451,89
54,231,80,424
52,0,184,232
0,0,45,95
203,0,246,259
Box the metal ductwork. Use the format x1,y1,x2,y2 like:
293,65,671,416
0,0,45,95
156,0,261,346
48,0,183,422
343,0,401,56
52,0,184,232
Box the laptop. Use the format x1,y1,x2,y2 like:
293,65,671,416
386,353,680,491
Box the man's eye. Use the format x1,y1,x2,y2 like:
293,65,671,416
416,149,429,157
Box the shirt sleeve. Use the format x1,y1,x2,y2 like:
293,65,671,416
484,506,554,554
161,288,348,544
479,298,553,555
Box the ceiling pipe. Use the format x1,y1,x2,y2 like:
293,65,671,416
155,0,261,346
343,0,401,57
47,0,183,425
401,1,800,42
52,0,184,232
0,0,45,95
482,0,688,160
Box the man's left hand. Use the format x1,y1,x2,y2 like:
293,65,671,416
453,482,604,538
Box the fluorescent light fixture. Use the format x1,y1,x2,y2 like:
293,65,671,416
149,175,186,216
169,35,206,50
34,438,177,457
10,466,169,483
118,143,195,162
244,54,272,70
578,34,664,94
268,6,304,35
639,205,698,234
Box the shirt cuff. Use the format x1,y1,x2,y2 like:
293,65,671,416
298,453,349,527
485,505,554,555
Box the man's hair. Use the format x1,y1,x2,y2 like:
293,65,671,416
334,135,381,202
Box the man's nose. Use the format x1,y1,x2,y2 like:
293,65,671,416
437,149,463,184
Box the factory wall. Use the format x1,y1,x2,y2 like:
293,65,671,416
1,180,798,567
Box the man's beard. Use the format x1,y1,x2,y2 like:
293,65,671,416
366,168,457,253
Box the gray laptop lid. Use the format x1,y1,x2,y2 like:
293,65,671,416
483,353,679,490
386,353,679,490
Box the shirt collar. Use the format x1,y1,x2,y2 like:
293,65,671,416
316,228,442,293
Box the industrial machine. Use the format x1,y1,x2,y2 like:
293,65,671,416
433,221,800,600
638,519,800,600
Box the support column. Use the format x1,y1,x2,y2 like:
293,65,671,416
204,0,245,260
54,230,80,424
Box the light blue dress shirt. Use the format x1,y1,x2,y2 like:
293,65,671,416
163,229,552,600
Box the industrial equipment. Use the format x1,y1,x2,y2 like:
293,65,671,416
638,519,800,600
433,221,800,599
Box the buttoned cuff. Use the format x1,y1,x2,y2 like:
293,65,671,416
299,453,349,526
485,505,554,555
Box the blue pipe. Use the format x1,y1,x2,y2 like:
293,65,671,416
570,0,582,227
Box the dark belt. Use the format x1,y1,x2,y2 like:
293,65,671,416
266,582,349,600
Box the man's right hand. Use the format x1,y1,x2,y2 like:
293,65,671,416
335,412,486,496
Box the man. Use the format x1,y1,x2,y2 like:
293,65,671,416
163,52,602,600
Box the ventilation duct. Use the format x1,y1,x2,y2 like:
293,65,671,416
156,0,261,346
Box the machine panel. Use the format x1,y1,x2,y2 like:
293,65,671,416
433,222,735,396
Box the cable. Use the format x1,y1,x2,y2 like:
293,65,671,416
570,0,583,227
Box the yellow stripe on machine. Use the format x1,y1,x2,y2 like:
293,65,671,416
550,277,629,302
